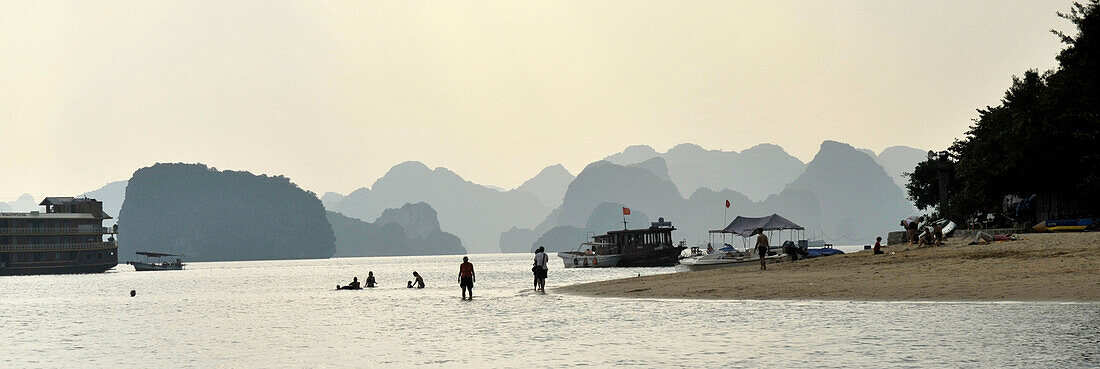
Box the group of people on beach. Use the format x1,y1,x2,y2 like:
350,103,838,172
900,216,944,246
338,248,553,298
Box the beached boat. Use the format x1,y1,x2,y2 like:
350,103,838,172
556,218,685,268
680,214,803,271
558,242,624,268
127,252,184,271
1032,218,1098,232
680,246,787,271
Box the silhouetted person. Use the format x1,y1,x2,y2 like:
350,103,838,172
459,256,475,300
412,271,425,289
130,290,136,297
873,236,884,254
753,228,769,270
348,277,360,289
366,271,376,288
534,246,548,292
407,281,413,288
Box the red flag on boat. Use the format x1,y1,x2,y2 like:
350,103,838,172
622,207,631,215
725,199,730,208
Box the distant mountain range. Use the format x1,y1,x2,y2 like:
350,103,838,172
603,143,806,201
1,194,38,212
501,141,919,253
859,146,929,189
9,140,924,259
327,202,466,257
330,161,549,254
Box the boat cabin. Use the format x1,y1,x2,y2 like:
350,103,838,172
590,218,676,255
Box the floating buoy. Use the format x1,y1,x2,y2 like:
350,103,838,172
130,290,136,297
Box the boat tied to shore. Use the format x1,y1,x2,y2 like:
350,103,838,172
558,217,686,268
681,213,807,271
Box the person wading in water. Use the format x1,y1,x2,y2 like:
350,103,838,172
459,256,475,300
533,246,549,292
754,228,769,271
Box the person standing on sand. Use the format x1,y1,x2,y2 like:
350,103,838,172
753,228,769,270
534,246,549,292
873,237,884,254
459,256,475,300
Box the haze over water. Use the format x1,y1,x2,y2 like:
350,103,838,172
1,253,1095,368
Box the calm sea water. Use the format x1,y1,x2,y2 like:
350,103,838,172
1,253,1096,368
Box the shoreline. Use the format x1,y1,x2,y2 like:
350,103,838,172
557,232,1100,302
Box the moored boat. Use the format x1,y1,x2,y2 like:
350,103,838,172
556,217,685,268
558,243,623,268
680,245,787,271
0,197,118,276
127,252,185,271
680,213,803,271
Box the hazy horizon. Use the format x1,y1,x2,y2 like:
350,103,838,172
1,1,1073,197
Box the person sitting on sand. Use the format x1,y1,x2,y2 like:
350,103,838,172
932,225,944,246
412,271,425,289
873,237,884,254
365,271,376,288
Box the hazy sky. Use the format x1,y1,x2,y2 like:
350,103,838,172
0,1,1073,198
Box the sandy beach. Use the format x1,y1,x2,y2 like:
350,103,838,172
558,232,1100,301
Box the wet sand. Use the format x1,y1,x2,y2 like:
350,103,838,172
558,232,1100,301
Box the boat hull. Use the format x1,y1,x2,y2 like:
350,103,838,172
618,246,686,267
681,254,785,271
0,247,118,276
557,252,623,268
128,261,184,271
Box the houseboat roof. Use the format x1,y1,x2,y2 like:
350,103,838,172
39,197,76,206
603,219,676,236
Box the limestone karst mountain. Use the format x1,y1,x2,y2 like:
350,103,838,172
118,163,335,261
603,143,806,201
786,141,916,242
513,164,574,208
327,202,465,257
331,161,548,254
320,192,345,210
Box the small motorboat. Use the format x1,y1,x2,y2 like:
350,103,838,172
680,246,786,271
127,252,184,271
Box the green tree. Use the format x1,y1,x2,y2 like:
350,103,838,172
907,1,1100,221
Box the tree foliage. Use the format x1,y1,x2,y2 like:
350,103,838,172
907,1,1100,221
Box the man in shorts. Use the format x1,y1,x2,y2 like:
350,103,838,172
459,256,475,300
